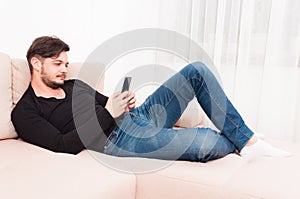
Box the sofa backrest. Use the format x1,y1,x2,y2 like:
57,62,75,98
0,51,106,140
0,52,17,139
11,59,31,105
11,59,105,105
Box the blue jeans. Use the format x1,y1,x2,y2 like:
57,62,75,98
103,62,254,162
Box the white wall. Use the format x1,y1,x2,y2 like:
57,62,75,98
0,0,192,94
0,0,162,96
0,0,161,61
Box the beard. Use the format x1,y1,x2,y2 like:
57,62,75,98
41,67,65,89
41,77,63,89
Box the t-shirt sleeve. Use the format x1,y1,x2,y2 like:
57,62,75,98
95,91,109,107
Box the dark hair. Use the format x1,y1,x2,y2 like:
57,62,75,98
26,36,70,74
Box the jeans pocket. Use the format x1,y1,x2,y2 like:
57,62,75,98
103,131,118,154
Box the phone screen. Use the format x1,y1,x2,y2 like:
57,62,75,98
121,77,132,92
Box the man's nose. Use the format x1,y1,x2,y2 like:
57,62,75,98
61,64,68,73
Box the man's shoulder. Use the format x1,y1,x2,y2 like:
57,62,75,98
65,79,93,90
64,79,75,86
64,79,87,87
63,79,86,90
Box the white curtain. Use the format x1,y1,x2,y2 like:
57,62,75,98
191,0,300,142
157,0,300,142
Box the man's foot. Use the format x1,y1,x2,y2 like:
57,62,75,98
240,139,291,158
254,132,265,139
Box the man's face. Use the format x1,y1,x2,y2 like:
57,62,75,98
40,51,69,89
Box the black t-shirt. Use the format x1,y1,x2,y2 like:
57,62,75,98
11,79,117,154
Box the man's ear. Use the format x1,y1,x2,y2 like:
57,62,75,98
31,57,42,72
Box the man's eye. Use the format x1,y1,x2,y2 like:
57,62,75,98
65,64,69,68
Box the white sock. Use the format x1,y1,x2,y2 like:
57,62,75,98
254,132,265,139
240,139,291,158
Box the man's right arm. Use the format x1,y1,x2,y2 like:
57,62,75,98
11,102,103,154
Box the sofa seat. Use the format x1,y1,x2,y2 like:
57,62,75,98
134,140,300,199
1,139,299,199
0,139,136,199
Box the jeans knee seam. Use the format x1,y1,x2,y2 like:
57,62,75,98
201,84,243,130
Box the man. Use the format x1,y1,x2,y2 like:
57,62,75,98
11,36,290,162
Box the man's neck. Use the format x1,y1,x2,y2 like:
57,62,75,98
31,79,65,99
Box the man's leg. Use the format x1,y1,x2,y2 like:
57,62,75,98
104,113,235,162
133,61,290,157
134,61,252,151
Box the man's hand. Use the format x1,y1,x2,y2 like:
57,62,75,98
125,91,136,112
105,91,136,118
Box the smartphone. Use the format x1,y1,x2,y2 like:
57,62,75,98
121,77,132,93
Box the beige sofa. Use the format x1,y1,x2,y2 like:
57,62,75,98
1,51,300,199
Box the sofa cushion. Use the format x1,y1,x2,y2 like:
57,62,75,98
0,52,17,140
135,140,300,199
11,59,106,105
0,139,136,199
174,98,208,128
11,59,31,105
